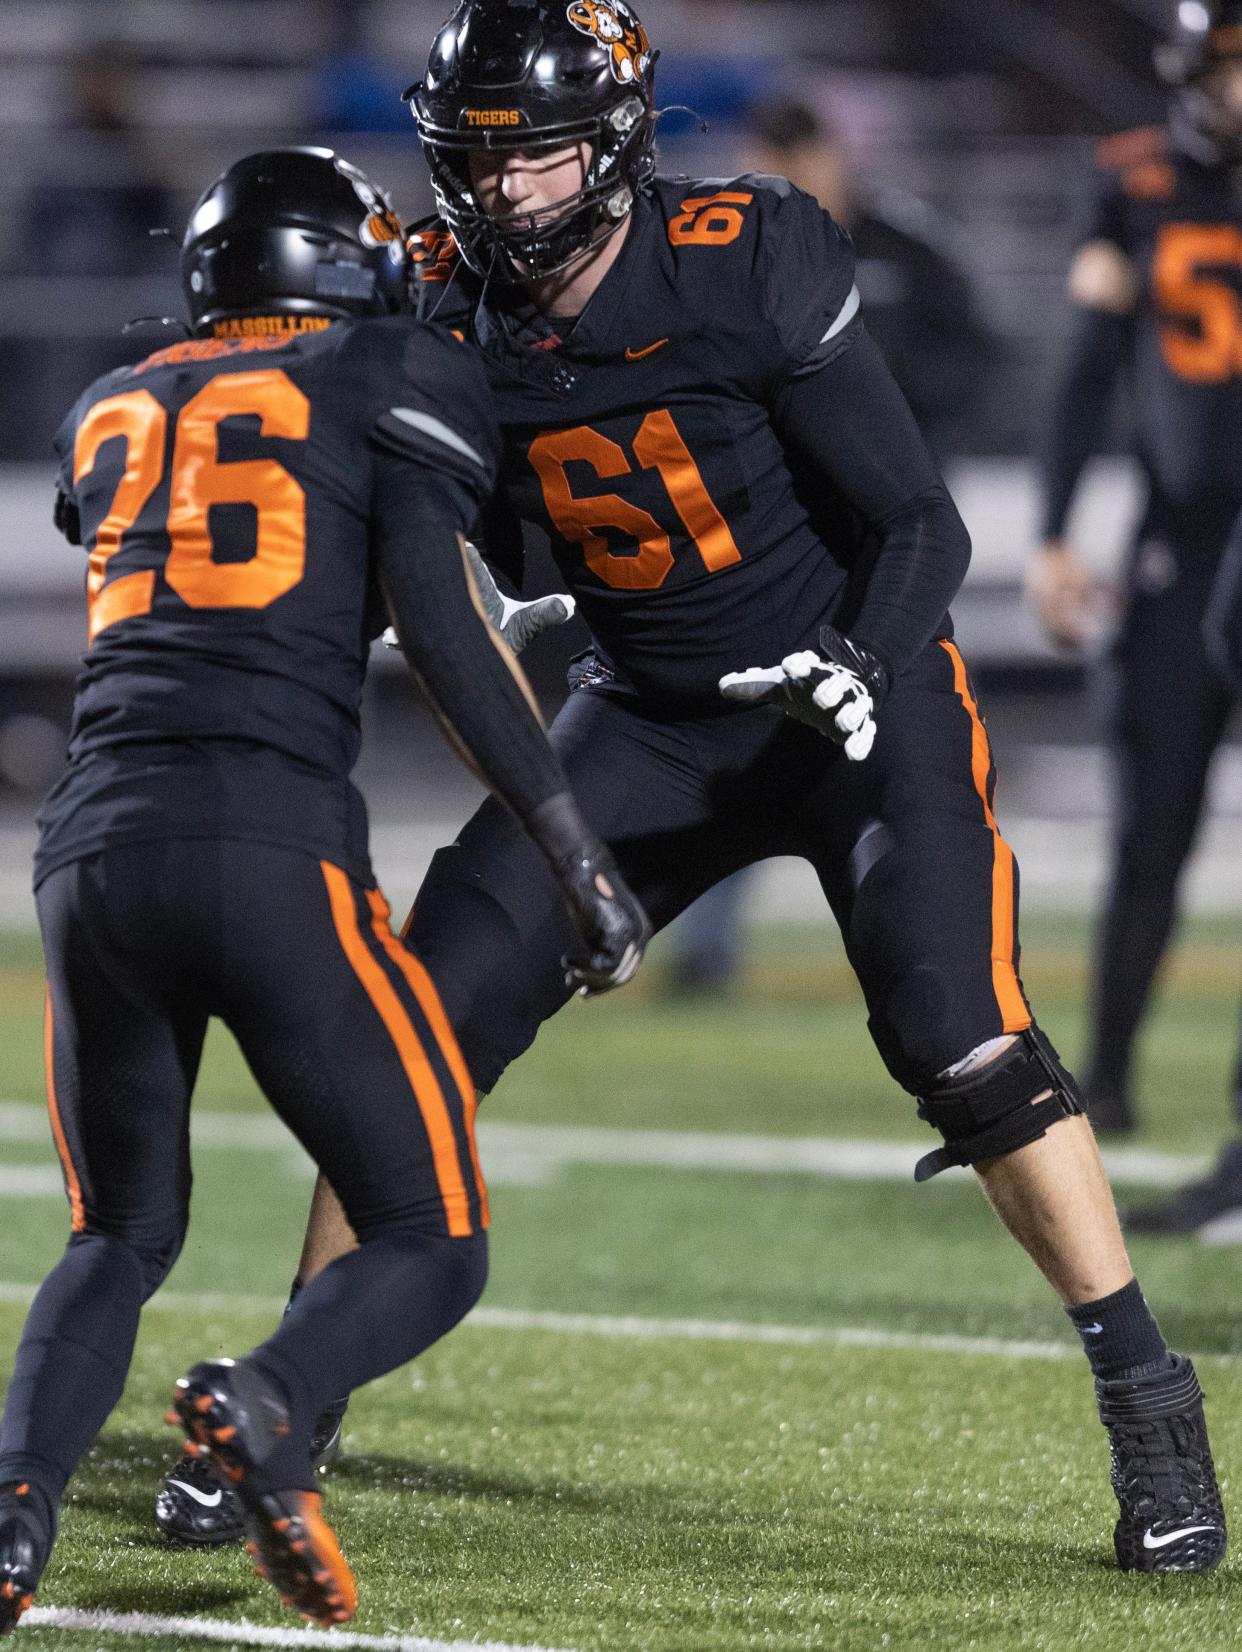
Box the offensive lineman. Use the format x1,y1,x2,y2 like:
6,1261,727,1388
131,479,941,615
158,3,1226,1573
0,147,646,1633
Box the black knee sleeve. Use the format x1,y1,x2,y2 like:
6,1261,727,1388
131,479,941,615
913,1026,1083,1182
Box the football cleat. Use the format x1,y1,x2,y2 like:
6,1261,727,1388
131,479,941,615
1123,1141,1242,1237
309,1400,347,1472
169,1360,357,1625
0,1483,52,1637
1097,1355,1227,1573
155,1396,349,1547
154,1443,244,1547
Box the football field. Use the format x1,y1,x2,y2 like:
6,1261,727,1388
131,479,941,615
2,916,1242,1651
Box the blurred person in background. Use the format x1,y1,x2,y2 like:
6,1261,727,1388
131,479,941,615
1028,0,1242,1235
1,40,179,463
666,94,991,995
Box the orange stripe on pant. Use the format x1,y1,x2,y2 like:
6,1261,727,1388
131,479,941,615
365,889,489,1230
939,641,1031,1033
320,862,475,1238
43,990,85,1232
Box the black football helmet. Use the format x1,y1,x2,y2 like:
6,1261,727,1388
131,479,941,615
182,148,410,337
1157,0,1242,160
408,0,658,283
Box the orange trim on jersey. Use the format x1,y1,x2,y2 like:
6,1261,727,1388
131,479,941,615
940,643,1031,1034
364,888,489,1230
320,863,474,1237
43,991,85,1231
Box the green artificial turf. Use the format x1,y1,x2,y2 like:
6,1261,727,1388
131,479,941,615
0,918,1240,1649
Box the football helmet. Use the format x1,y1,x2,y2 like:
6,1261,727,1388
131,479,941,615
182,148,410,337
1157,1,1242,161
408,0,658,282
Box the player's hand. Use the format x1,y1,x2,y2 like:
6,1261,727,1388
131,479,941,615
382,544,575,656
464,542,576,654
1026,540,1099,649
556,848,650,998
718,625,882,761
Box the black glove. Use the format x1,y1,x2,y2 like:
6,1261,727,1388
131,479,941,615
555,845,650,998
525,794,650,997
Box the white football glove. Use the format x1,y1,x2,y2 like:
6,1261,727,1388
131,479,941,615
718,626,885,762
384,543,576,656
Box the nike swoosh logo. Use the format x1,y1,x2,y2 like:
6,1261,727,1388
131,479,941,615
168,1479,223,1509
625,338,669,360
1142,1524,1219,1550
1081,1322,1104,1334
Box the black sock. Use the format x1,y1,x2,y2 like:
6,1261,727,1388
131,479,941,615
1067,1278,1173,1383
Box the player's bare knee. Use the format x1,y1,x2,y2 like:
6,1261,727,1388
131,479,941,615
911,1025,1083,1184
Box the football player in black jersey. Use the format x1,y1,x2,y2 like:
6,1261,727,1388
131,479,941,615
158,1,1225,1575
1029,0,1242,1229
0,146,647,1633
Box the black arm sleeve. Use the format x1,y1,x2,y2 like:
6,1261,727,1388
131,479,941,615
372,449,578,837
475,489,526,601
772,325,972,683
1038,302,1131,541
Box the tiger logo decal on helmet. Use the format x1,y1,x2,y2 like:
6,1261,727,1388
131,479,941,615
566,0,651,85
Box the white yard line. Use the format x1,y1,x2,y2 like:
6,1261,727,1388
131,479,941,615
23,1607,571,1652
0,1101,1210,1188
0,1279,1184,1364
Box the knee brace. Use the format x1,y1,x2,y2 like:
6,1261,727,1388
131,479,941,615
913,1025,1083,1183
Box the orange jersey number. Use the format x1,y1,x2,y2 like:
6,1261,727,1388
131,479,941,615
668,191,754,248
73,368,311,641
528,410,742,591
1153,223,1242,383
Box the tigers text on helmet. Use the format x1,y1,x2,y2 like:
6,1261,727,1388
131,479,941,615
181,148,410,338
1158,1,1242,161
408,0,658,283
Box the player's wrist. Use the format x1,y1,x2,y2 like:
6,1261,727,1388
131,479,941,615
819,625,891,709
526,792,609,879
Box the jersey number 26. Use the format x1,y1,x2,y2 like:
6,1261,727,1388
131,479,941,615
74,368,308,644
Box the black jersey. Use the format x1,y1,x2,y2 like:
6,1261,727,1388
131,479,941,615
36,317,499,886
1084,127,1242,510
414,174,863,710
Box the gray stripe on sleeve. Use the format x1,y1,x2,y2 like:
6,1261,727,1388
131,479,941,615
389,407,486,469
821,284,861,343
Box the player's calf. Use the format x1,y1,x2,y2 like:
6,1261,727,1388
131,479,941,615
0,1483,53,1637
169,1359,355,1626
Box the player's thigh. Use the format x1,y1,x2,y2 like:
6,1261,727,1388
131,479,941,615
35,847,206,1256
796,640,1031,1091
405,688,748,1092
216,844,487,1241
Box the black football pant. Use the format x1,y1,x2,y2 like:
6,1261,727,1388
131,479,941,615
0,840,488,1505
1084,509,1241,1116
407,638,1033,1100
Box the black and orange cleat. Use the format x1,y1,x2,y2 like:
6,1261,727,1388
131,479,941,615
0,1483,52,1638
243,1489,356,1626
168,1359,357,1626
